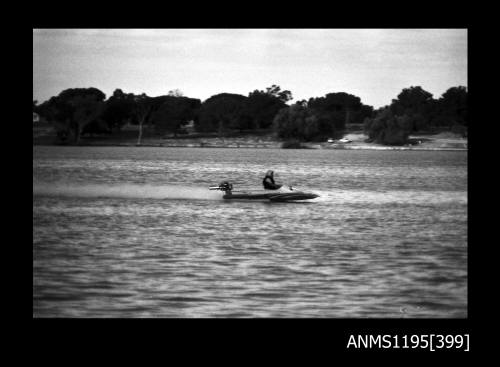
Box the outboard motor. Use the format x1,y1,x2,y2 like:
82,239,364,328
209,181,233,192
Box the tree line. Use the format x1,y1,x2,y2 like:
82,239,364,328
364,86,467,145
33,84,467,145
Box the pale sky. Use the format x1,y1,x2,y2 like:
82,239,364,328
33,29,467,108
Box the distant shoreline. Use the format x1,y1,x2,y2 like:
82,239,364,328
33,141,467,151
33,126,467,151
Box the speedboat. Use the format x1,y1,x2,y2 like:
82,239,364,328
209,181,319,202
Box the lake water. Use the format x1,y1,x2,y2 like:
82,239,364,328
33,146,467,318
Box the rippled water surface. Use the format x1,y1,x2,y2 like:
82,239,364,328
33,146,467,317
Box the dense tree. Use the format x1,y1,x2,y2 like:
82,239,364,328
364,108,412,145
36,87,106,143
391,86,433,113
308,92,371,131
436,86,467,128
101,89,136,132
261,84,293,103
353,104,375,124
273,103,333,142
386,85,467,133
167,89,184,97
273,91,373,142
390,86,434,131
245,85,293,129
151,96,201,136
295,99,308,107
195,93,250,135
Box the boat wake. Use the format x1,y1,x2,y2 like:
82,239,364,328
313,189,467,205
33,182,224,201
33,182,465,205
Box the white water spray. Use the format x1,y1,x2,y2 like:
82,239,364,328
33,182,224,201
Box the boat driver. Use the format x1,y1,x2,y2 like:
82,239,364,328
263,170,282,190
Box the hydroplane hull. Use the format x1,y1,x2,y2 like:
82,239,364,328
210,182,319,202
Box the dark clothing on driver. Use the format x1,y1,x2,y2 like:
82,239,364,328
263,170,282,190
